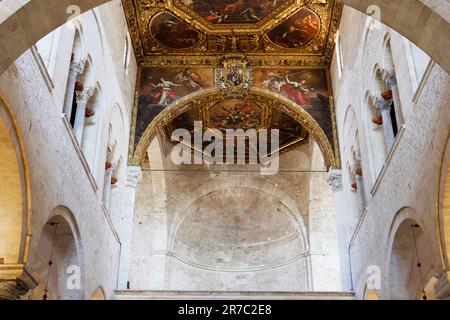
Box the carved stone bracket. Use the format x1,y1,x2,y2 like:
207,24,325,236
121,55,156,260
127,166,142,188
327,169,343,192
0,265,38,300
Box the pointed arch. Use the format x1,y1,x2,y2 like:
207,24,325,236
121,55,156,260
0,94,32,265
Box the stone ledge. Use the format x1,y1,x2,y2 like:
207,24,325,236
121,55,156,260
114,290,355,300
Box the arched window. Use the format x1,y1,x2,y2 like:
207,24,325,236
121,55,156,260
342,106,366,220
366,88,388,178
102,125,118,212
63,28,84,118
382,37,404,133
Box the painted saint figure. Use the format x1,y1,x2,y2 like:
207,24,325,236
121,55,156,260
150,78,182,105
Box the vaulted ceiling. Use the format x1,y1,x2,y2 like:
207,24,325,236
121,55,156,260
122,0,342,68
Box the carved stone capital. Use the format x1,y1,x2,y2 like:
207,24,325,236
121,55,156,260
0,265,38,300
386,72,397,88
75,87,93,104
376,98,392,112
0,279,30,300
70,59,85,75
127,166,142,188
327,169,343,192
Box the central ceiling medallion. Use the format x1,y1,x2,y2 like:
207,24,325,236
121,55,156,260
215,56,254,97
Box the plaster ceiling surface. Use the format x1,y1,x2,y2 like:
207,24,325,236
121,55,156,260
122,0,342,67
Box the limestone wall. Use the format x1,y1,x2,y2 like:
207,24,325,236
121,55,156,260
0,0,136,299
331,6,450,299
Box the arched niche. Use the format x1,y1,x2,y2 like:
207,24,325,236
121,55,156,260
132,88,338,168
167,185,311,291
33,207,84,300
0,96,31,265
386,211,434,300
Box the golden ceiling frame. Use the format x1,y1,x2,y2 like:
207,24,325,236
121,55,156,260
121,0,343,68
130,87,339,168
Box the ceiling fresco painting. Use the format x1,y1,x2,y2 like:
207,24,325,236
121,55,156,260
122,0,342,67
150,12,203,49
176,0,291,24
208,100,264,131
124,0,342,167
135,66,214,143
254,68,334,145
267,7,320,48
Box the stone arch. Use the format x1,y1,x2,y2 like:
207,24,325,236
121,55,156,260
437,129,450,270
385,208,435,300
166,183,312,291
33,206,84,300
0,0,450,76
0,95,31,265
132,88,338,168
363,283,380,300
91,286,106,300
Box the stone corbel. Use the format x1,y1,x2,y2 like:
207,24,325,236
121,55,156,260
376,97,392,112
0,264,38,300
127,166,142,189
385,72,397,88
75,86,94,105
327,169,343,193
70,59,85,76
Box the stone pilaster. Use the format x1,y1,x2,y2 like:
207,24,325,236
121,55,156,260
327,169,352,291
117,166,142,289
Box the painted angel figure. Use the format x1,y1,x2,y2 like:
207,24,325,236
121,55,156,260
284,75,311,106
150,78,182,105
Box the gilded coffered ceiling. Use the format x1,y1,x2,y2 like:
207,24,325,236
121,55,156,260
122,0,343,67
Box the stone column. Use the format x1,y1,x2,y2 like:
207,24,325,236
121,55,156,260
73,87,93,144
377,99,395,151
328,169,353,291
117,166,142,289
353,159,367,211
63,60,84,117
386,73,404,125
103,167,114,212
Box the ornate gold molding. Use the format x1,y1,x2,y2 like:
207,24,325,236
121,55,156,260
121,0,343,68
130,87,338,168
